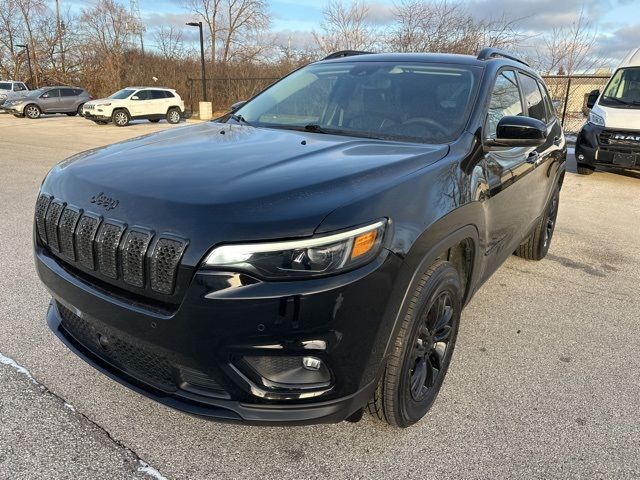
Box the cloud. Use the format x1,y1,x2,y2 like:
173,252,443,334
593,23,640,62
465,0,608,31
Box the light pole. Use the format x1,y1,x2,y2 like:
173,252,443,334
186,21,207,102
16,44,35,88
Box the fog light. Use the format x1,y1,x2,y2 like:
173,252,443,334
302,356,322,371
242,355,331,388
578,154,585,161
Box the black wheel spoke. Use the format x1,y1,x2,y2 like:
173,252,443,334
433,325,451,342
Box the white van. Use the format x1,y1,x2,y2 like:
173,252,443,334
575,48,640,174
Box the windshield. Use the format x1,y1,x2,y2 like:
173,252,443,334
0,82,11,90
108,88,135,100
232,62,480,143
601,67,640,108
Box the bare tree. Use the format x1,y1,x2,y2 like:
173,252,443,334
183,0,270,65
313,0,376,55
154,25,186,60
388,0,523,55
534,7,600,75
78,0,138,89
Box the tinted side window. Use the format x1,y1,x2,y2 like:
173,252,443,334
164,90,175,98
135,90,151,100
538,81,555,122
487,70,523,137
61,88,76,97
14,83,27,91
73,89,84,96
518,73,546,122
150,90,167,100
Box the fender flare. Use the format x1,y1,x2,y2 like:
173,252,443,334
380,223,482,362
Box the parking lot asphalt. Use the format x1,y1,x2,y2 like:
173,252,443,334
1,113,639,480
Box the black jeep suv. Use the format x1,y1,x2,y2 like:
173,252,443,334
34,49,565,427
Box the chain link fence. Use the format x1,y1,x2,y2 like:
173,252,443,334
541,75,611,135
187,74,611,135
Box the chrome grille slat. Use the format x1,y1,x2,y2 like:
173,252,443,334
75,214,101,270
44,200,65,252
96,223,125,279
150,238,187,294
122,230,152,287
58,207,81,260
35,194,52,244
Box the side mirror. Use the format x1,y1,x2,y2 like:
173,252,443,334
486,116,547,148
131,95,140,100
586,89,600,109
230,100,246,111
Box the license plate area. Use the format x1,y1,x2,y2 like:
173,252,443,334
613,152,637,166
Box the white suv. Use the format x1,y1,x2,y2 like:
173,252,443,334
83,87,185,126
0,80,29,106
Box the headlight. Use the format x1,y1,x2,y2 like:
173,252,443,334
0,93,6,100
96,103,111,107
588,111,605,126
203,220,386,279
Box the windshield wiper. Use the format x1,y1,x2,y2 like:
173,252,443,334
229,113,250,125
303,124,330,134
602,96,633,105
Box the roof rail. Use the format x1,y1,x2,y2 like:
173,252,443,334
477,47,529,67
322,50,375,60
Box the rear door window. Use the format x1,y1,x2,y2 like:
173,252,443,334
150,90,168,100
60,88,76,97
486,70,523,137
518,73,546,122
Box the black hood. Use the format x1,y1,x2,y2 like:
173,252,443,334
42,122,448,266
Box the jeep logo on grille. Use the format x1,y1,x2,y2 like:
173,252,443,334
90,192,119,210
613,133,640,142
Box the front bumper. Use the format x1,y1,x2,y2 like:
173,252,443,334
37,243,401,425
2,105,23,115
576,123,640,170
83,111,111,121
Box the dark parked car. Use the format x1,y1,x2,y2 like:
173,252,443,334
3,86,91,118
34,49,565,427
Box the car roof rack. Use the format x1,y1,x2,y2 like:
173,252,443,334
322,50,375,60
477,47,529,67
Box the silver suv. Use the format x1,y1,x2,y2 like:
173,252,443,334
2,86,91,119
0,80,28,106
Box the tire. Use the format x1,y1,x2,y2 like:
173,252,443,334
24,104,41,119
166,107,181,124
367,261,462,428
577,164,595,175
112,109,130,127
77,104,85,117
515,185,560,261
149,119,160,123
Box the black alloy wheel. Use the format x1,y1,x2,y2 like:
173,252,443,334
408,291,454,402
368,260,462,427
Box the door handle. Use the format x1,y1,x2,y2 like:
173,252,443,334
526,151,540,165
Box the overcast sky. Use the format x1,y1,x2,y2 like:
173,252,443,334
67,0,640,64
